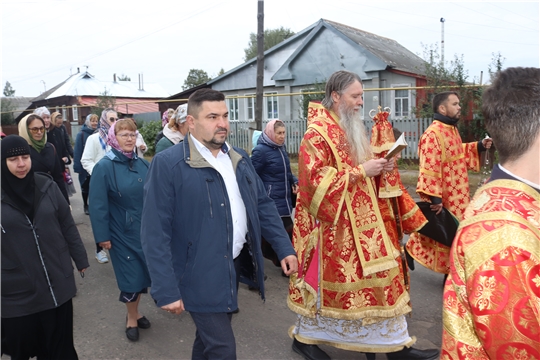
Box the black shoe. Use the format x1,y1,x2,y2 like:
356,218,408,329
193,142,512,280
292,339,330,360
125,326,139,341
228,308,239,314
386,347,439,360
137,316,151,329
84,205,89,215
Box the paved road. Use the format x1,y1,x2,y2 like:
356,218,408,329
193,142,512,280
5,168,445,360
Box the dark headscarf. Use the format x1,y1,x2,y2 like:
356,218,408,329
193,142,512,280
1,135,35,220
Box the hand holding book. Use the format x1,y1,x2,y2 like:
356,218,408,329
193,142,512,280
384,133,408,160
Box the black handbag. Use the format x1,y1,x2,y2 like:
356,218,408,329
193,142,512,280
416,202,459,247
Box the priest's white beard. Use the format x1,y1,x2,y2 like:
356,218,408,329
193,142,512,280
338,102,372,165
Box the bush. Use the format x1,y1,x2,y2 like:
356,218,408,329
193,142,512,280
138,120,162,156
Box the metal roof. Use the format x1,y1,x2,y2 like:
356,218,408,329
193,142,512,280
31,72,169,101
323,19,426,75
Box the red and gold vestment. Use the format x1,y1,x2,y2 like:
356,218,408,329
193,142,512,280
406,120,480,274
441,179,540,359
288,102,411,323
370,110,427,292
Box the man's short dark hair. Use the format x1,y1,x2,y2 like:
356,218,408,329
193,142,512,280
432,91,459,114
188,89,225,118
321,70,362,109
482,67,540,164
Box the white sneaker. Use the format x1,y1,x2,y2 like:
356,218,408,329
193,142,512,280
95,250,109,263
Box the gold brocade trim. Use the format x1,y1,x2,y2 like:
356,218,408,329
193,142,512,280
322,266,401,290
378,189,403,198
288,297,317,318
445,153,465,163
480,179,540,203
462,214,540,276
310,167,337,217
401,206,418,222
372,143,393,153
419,168,441,178
319,297,412,322
289,327,417,353
442,307,482,348
309,123,398,276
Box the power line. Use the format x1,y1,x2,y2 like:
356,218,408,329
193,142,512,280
450,2,538,32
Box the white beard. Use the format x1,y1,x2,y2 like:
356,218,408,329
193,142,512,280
338,102,372,165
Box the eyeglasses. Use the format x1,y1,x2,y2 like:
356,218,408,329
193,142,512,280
29,126,45,133
109,117,118,122
117,133,137,139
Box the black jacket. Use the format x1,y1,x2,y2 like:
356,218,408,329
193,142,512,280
47,126,72,164
30,143,69,203
1,173,89,318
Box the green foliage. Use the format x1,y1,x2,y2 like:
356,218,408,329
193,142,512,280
137,120,162,156
244,27,295,61
297,80,326,121
1,81,16,125
91,89,116,116
217,68,225,76
182,69,211,90
1,99,16,125
3,81,15,97
117,74,131,81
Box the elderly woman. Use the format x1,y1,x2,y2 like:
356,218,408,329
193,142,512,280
18,114,70,203
81,107,117,264
161,108,174,128
74,114,98,214
89,119,152,342
251,120,298,270
155,104,189,153
1,135,89,360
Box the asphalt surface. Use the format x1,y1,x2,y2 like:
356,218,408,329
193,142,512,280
4,168,445,360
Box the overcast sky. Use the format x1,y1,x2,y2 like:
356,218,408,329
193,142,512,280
2,0,538,97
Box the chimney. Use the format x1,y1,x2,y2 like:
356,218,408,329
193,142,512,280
77,67,80,73
113,73,117,82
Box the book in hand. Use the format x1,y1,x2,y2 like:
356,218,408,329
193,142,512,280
384,133,407,160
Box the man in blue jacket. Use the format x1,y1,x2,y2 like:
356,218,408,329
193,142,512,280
141,88,298,359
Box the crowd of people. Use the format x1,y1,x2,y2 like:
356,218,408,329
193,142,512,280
1,67,538,360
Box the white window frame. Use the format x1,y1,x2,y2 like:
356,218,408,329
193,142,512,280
245,93,255,121
72,105,78,121
391,84,411,118
228,96,239,121
265,91,279,120
62,106,67,121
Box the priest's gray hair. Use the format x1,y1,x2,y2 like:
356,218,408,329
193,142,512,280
321,70,362,109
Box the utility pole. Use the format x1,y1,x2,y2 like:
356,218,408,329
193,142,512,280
440,18,445,65
255,0,264,131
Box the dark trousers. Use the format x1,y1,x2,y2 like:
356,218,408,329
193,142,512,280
189,312,236,360
1,299,78,360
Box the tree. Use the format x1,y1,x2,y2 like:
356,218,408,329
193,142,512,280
91,89,116,116
243,27,295,61
3,81,15,97
217,68,225,76
118,74,131,81
182,69,211,90
1,81,16,125
297,80,326,121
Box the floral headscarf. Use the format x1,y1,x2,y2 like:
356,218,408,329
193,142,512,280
107,121,134,159
98,108,116,150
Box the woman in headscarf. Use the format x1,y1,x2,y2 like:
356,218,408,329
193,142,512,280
88,119,152,342
18,114,70,203
161,108,174,128
80,108,117,264
74,113,98,214
155,104,189,153
251,120,298,271
1,135,89,360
